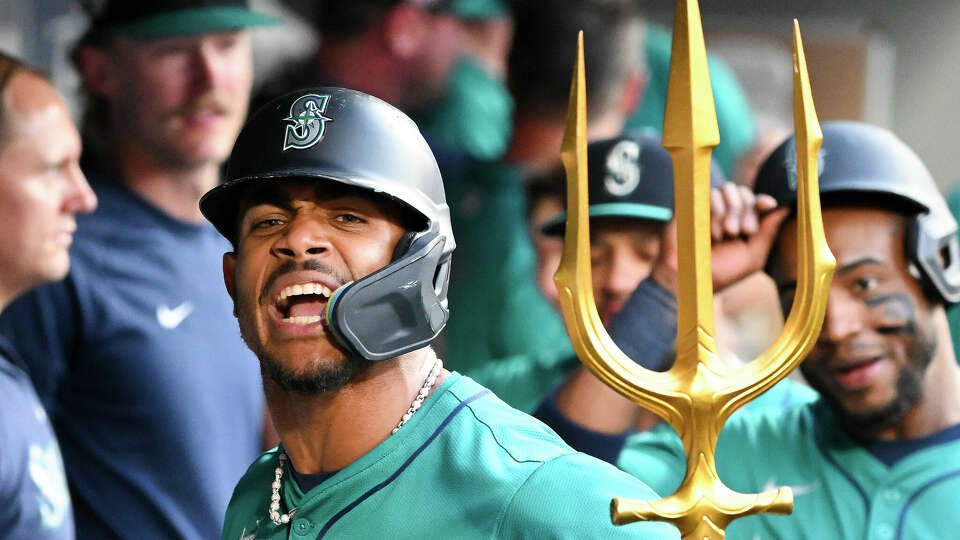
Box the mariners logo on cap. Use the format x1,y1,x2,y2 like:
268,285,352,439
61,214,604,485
283,94,333,151
604,140,642,197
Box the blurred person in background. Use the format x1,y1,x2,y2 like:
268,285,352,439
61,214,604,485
255,0,514,161
0,2,280,538
523,134,813,463
442,0,647,412
627,22,756,179
0,51,97,540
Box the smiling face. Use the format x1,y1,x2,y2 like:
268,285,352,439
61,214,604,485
223,180,409,394
0,72,97,302
773,206,938,435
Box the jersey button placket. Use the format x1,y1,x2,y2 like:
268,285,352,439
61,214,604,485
874,523,894,540
292,518,313,536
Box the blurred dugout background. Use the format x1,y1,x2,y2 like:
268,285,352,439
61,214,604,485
3,0,960,190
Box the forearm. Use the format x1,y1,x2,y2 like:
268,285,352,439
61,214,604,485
533,277,680,459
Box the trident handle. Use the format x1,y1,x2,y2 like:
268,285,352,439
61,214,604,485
554,3,835,539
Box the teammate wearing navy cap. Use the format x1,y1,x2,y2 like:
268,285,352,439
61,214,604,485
203,87,678,539
524,134,813,461
619,121,960,538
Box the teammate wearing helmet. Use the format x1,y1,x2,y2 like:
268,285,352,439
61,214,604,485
205,87,678,539
616,121,960,538
519,134,814,463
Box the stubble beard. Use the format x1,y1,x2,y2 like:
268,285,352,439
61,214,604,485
235,294,369,396
805,328,937,439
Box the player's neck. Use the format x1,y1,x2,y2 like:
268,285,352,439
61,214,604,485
266,347,449,475
108,131,219,224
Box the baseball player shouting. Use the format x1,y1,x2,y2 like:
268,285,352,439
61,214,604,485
201,87,679,539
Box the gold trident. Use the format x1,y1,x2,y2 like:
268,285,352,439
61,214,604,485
554,2,836,539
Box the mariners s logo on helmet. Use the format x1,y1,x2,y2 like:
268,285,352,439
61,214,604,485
604,140,642,197
283,94,333,151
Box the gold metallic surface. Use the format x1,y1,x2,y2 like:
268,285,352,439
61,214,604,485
554,8,836,540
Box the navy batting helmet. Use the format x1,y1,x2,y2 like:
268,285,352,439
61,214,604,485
200,87,455,361
754,120,960,304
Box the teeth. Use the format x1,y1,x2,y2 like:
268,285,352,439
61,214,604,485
276,282,333,307
283,315,323,325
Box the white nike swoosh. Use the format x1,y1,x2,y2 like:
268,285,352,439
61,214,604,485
762,477,818,496
157,302,195,329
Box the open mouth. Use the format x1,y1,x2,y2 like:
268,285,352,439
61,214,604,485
832,357,884,389
275,282,333,325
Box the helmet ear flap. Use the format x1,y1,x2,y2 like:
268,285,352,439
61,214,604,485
392,231,418,261
325,224,451,361
907,214,960,305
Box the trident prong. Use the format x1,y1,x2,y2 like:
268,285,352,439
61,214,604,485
554,5,835,540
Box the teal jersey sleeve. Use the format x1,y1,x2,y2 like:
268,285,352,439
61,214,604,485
618,423,688,497
414,57,513,161
623,399,960,539
618,379,818,497
467,348,578,413
444,160,574,409
498,452,679,539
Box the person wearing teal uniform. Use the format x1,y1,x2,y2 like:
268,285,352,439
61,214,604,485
412,0,514,161
527,134,815,463
444,0,647,409
201,87,678,540
627,23,756,178
619,122,960,538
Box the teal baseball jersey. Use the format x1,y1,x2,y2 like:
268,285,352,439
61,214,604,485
619,398,960,539
222,374,678,539
444,160,574,411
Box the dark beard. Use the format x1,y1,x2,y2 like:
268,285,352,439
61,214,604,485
256,345,369,395
811,330,936,439
235,259,364,395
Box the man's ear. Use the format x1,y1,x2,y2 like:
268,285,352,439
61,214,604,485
78,44,119,99
223,252,238,318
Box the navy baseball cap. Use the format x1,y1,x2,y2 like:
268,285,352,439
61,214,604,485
80,0,280,40
542,133,724,236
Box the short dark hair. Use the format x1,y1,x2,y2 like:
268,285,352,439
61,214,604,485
508,0,643,119
0,52,50,150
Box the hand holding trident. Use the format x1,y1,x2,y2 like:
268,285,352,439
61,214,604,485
554,1,836,538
